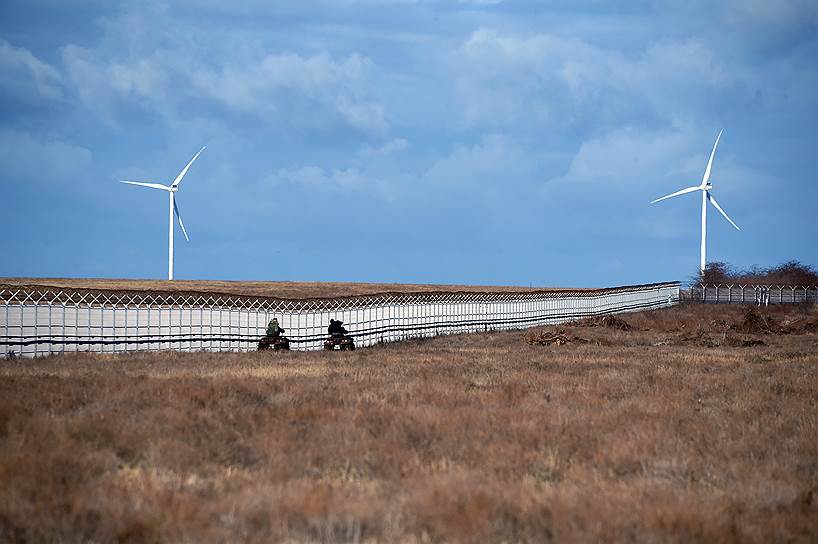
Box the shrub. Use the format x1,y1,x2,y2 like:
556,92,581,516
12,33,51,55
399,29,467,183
693,260,818,285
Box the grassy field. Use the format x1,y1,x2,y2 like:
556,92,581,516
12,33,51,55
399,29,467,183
0,278,573,300
1,303,817,542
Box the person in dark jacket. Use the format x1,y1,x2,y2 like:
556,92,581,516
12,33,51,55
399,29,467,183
328,319,347,337
266,318,285,338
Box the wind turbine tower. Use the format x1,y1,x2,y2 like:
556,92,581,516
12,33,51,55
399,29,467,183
650,131,740,274
120,146,206,280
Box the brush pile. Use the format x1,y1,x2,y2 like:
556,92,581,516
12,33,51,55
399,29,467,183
731,308,778,334
525,330,589,346
526,304,816,350
729,308,818,335
571,315,632,331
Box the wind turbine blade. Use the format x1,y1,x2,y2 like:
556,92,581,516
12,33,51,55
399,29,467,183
707,192,740,230
171,146,206,188
119,181,171,191
702,129,723,185
173,199,189,241
650,185,701,204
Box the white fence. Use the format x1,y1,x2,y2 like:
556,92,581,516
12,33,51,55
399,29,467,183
688,284,818,305
1,282,680,358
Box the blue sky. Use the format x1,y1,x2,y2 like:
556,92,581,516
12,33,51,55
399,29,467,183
1,0,816,287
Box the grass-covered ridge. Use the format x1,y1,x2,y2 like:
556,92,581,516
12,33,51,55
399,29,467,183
1,303,816,542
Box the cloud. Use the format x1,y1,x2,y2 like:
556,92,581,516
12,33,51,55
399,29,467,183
0,39,63,103
313,0,504,5
189,51,387,133
268,165,375,189
452,29,738,128
453,28,626,126
60,14,388,134
422,134,538,190
724,0,818,28
0,129,93,185
553,127,697,187
360,138,409,157
549,124,768,225
267,133,540,206
61,44,171,124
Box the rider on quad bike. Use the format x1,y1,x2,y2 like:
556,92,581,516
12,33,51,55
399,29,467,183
324,319,355,351
258,318,290,351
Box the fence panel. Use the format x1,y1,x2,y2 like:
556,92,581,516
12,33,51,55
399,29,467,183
688,284,818,305
1,282,680,358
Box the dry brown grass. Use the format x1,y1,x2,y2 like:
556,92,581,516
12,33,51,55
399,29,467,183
1,303,817,543
0,277,570,300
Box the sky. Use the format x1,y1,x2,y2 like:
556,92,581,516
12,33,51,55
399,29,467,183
1,0,816,288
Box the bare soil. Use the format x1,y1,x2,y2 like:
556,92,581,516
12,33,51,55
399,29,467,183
1,303,816,542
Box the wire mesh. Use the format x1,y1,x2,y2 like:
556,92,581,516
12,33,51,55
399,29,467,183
687,284,818,305
1,282,680,357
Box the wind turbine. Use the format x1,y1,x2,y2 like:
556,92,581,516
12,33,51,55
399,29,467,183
120,146,205,280
650,130,740,273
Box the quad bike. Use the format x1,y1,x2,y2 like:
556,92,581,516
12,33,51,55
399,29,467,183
324,334,355,351
257,335,290,351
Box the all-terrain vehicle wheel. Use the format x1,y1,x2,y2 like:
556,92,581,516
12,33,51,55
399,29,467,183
259,336,289,351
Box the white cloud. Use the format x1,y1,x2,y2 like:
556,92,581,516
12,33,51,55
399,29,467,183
550,124,770,210
269,165,370,188
452,29,737,128
554,127,696,187
422,134,537,188
190,51,386,133
268,133,540,204
724,0,818,27
317,0,504,4
0,39,63,103
0,130,93,185
61,33,387,133
360,137,409,157
454,29,622,125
